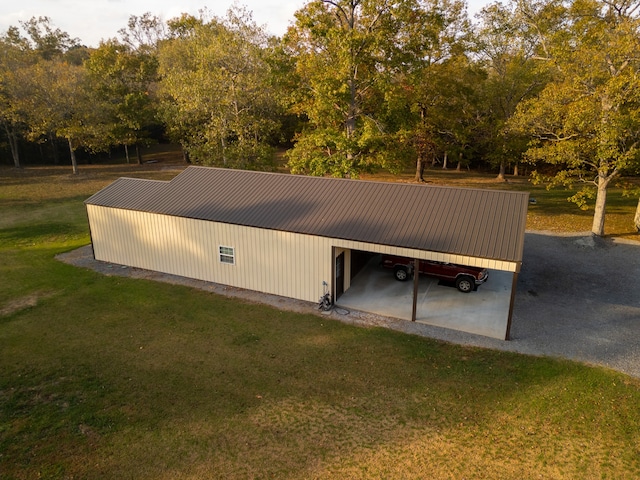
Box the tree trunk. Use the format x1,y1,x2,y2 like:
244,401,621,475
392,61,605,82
497,160,506,181
345,2,357,142
345,76,356,171
346,77,356,139
592,94,616,236
124,144,130,164
3,123,20,168
415,154,425,182
634,197,640,232
221,135,227,166
513,163,519,176
442,151,448,169
182,147,191,164
49,132,60,165
136,144,142,165
67,137,78,175
456,152,462,171
591,173,611,236
415,108,429,181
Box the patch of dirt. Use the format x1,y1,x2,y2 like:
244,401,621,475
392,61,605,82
0,291,56,317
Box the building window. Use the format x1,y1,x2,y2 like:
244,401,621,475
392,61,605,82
219,246,235,265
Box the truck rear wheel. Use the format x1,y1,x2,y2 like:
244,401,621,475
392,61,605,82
394,266,410,281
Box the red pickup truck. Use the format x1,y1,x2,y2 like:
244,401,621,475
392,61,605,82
381,255,488,293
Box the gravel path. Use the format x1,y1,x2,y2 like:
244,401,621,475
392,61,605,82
57,231,640,378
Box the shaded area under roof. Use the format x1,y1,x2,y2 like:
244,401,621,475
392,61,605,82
85,166,529,264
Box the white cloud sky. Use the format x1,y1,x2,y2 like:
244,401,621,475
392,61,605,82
0,0,492,47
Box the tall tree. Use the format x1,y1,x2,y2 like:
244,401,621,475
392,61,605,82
16,59,110,174
427,57,486,173
118,12,167,53
509,0,640,236
0,17,83,168
474,1,550,180
396,0,474,180
0,33,29,168
86,36,159,164
284,0,407,177
18,16,80,60
158,8,280,169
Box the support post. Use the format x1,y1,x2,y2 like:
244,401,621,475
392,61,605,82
411,259,420,322
505,272,519,340
331,247,336,303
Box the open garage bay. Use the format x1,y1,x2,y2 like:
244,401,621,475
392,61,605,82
336,255,514,339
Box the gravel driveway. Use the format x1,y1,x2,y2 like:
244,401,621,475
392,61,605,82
58,231,640,378
507,232,640,377
387,231,640,378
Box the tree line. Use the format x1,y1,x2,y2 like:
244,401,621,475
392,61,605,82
1,0,639,235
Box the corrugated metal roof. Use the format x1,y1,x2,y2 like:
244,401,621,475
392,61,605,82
85,166,529,263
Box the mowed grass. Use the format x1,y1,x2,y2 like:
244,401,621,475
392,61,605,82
1,161,640,479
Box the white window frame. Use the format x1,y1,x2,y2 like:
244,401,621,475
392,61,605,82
219,245,235,265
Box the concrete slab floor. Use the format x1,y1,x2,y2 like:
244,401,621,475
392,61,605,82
336,260,514,339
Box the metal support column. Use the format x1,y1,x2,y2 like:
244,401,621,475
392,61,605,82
504,272,519,340
411,259,420,322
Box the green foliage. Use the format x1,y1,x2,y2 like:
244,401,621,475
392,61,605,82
19,60,112,165
157,8,281,170
16,16,80,60
567,188,597,210
2,0,640,202
85,37,159,155
0,17,85,168
508,0,640,234
473,1,551,175
284,0,416,177
410,55,486,164
190,136,276,170
286,128,370,177
0,18,112,172
285,0,482,176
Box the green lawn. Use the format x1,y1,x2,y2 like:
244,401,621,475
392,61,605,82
1,162,639,479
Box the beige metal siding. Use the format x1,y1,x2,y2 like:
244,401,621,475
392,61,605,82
88,205,334,303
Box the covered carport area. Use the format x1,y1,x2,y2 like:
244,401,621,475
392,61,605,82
325,183,529,341
336,254,514,339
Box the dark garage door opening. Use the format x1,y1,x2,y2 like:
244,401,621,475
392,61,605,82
350,250,377,281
